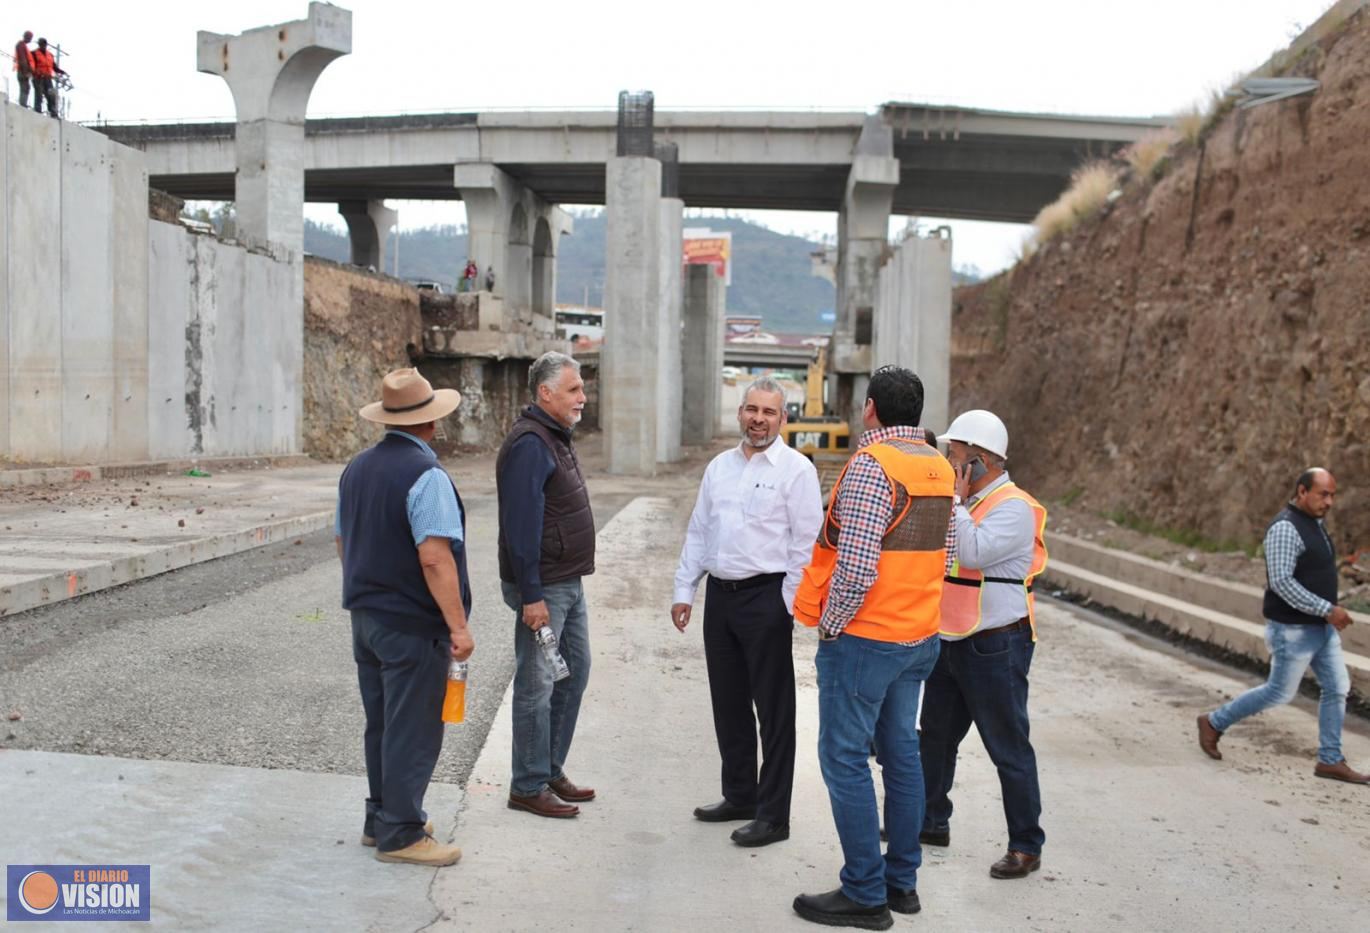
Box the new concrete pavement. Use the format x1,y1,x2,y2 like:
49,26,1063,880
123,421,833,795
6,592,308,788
4,455,1369,930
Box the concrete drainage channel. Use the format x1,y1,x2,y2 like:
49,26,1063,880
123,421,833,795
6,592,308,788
1044,532,1370,708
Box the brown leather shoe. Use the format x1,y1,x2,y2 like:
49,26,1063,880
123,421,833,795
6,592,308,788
508,788,579,818
1313,759,1370,784
1197,714,1223,761
989,850,1041,879
548,775,596,802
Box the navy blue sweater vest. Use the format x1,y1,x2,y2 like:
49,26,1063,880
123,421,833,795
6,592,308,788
338,434,472,637
1263,505,1338,626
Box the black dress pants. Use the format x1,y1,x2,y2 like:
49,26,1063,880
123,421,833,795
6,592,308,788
703,573,796,826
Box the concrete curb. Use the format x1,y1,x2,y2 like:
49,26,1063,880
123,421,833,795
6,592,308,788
1043,534,1370,698
0,510,333,617
0,454,318,489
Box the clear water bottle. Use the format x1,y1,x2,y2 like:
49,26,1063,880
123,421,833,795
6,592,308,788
535,626,571,682
442,660,468,724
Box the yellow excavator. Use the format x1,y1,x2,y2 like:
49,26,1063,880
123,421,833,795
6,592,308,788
780,347,850,463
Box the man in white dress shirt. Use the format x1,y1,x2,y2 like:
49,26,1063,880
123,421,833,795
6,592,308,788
919,409,1050,881
672,378,824,848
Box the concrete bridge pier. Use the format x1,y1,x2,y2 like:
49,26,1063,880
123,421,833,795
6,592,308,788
656,196,684,463
337,199,396,271
196,2,352,252
874,229,952,434
831,116,897,438
680,263,725,446
455,164,568,316
602,155,662,475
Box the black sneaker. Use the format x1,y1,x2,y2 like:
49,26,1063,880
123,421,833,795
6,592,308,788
886,885,921,915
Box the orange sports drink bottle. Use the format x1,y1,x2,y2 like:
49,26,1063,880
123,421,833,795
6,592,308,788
442,660,468,724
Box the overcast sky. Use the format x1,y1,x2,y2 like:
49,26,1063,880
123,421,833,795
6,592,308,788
7,0,1335,272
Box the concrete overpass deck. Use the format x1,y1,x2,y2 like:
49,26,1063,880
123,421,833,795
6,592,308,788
96,104,1166,222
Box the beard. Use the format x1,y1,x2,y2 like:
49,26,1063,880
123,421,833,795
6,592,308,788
741,425,777,449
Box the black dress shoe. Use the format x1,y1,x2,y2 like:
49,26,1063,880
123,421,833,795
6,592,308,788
731,819,789,847
886,885,920,915
693,799,756,822
792,889,892,930
920,828,950,847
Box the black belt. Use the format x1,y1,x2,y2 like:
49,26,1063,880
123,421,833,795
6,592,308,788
967,617,1032,640
708,572,786,592
945,574,1034,592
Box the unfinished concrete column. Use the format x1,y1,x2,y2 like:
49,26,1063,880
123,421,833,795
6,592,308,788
873,229,953,433
831,115,897,438
338,199,396,270
602,155,661,475
681,263,725,446
197,3,351,252
656,196,684,463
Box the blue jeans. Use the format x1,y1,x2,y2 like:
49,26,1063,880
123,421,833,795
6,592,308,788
1209,621,1350,764
816,633,940,907
505,579,592,796
920,625,1044,855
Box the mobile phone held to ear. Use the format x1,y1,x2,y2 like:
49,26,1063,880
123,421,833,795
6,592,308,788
968,456,989,483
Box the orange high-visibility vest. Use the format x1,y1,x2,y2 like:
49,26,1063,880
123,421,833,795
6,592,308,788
940,482,1048,640
30,48,55,78
794,436,954,643
13,41,33,74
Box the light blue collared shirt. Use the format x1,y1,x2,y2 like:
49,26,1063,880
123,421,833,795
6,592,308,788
335,430,464,545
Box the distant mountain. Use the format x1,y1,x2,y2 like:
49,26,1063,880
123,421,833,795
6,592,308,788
303,212,981,335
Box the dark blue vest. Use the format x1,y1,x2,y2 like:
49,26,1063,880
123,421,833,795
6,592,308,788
338,433,472,637
1262,505,1338,626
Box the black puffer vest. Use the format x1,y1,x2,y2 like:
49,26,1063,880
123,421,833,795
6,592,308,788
497,406,596,584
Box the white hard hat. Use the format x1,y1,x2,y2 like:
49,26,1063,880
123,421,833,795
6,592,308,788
943,409,1009,459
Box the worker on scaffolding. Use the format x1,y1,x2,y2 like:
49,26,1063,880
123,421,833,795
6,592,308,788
12,30,34,108
30,37,67,119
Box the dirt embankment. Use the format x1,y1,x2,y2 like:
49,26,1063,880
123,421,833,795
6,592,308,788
302,258,422,460
952,11,1370,561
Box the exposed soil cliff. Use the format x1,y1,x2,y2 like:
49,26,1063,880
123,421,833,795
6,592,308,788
302,259,421,461
952,11,1370,558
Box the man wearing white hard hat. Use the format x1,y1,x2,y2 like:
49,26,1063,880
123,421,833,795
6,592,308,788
336,368,475,867
919,409,1049,881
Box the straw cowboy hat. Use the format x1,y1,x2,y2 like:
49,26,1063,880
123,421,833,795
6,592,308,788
359,368,461,426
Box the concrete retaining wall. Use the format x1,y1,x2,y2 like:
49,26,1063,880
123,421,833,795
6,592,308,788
2,102,299,464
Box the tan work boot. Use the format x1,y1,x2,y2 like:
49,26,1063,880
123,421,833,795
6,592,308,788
361,820,433,847
374,835,461,866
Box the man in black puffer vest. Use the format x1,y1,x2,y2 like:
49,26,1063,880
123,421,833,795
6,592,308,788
337,369,476,865
1198,468,1367,784
497,351,598,817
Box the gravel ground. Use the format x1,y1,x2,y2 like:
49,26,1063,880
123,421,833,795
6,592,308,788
0,436,711,785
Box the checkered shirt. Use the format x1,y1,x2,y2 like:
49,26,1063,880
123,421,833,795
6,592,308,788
819,425,956,639
1264,516,1333,619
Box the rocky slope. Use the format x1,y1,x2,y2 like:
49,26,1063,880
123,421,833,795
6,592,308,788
951,10,1370,558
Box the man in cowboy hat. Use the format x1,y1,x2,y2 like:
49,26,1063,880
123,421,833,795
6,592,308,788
336,368,475,866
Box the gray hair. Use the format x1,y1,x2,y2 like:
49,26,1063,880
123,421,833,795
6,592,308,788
741,377,786,406
529,351,580,399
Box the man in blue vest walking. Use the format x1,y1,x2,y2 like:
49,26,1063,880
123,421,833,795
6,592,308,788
1198,468,1367,784
337,368,477,865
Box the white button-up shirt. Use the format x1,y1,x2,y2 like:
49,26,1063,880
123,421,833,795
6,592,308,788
944,471,1036,640
673,436,824,613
